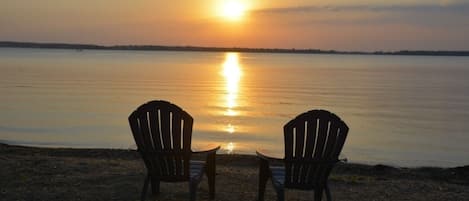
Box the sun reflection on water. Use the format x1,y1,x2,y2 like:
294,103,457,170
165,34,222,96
222,53,241,116
221,53,242,154
224,142,235,154
225,123,235,133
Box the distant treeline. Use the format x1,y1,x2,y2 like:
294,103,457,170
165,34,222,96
1,41,468,56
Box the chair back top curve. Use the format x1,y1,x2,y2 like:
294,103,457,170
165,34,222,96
283,109,349,189
128,100,193,181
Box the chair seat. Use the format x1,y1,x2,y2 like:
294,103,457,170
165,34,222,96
189,160,205,181
270,166,285,188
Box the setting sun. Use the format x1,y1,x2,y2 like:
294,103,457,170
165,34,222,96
219,0,247,21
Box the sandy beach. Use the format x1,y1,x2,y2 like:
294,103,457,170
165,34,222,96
1,143,468,201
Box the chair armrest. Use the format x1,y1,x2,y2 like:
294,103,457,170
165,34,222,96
339,158,348,163
192,144,220,155
256,149,283,162
338,153,348,163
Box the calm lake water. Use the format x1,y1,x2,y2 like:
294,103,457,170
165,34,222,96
1,47,469,167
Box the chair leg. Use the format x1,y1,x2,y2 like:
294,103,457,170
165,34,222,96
189,181,199,201
141,174,150,201
275,188,285,201
206,153,216,199
325,185,332,201
258,159,270,201
314,188,324,201
151,177,160,196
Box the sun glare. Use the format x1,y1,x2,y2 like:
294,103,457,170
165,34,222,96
219,0,246,21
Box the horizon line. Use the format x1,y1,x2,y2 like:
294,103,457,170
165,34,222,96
1,41,469,56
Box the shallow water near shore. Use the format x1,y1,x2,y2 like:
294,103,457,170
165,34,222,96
1,47,469,167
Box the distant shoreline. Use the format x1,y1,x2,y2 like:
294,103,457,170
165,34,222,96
1,41,469,56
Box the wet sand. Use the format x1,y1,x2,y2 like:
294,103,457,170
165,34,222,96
1,143,468,201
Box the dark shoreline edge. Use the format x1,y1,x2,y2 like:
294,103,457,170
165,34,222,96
1,142,468,184
1,41,469,56
1,142,468,168
2,142,469,201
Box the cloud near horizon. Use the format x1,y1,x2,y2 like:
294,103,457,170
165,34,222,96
253,2,469,15
242,2,469,51
249,2,469,29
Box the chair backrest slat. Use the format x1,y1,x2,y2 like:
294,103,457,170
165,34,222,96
149,110,162,151
313,116,329,159
332,126,349,157
284,126,294,159
129,100,193,181
283,110,348,189
284,125,294,184
293,121,305,183
129,117,145,150
294,122,305,159
171,111,182,176
138,113,154,151
182,116,193,177
304,119,317,158
172,112,182,150
160,107,172,150
324,123,339,159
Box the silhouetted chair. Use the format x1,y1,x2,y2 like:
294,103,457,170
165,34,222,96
128,100,220,201
257,110,349,201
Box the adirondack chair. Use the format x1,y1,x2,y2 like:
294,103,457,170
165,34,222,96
257,110,349,201
128,100,220,201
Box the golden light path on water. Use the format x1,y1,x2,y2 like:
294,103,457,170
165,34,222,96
221,53,241,154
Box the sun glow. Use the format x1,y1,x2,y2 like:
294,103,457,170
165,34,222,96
218,0,247,21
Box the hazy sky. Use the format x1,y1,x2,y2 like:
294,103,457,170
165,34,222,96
1,0,468,51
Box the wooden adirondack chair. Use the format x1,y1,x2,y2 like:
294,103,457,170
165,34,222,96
257,110,349,201
128,100,220,201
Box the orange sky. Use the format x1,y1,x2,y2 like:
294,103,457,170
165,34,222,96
1,0,468,51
